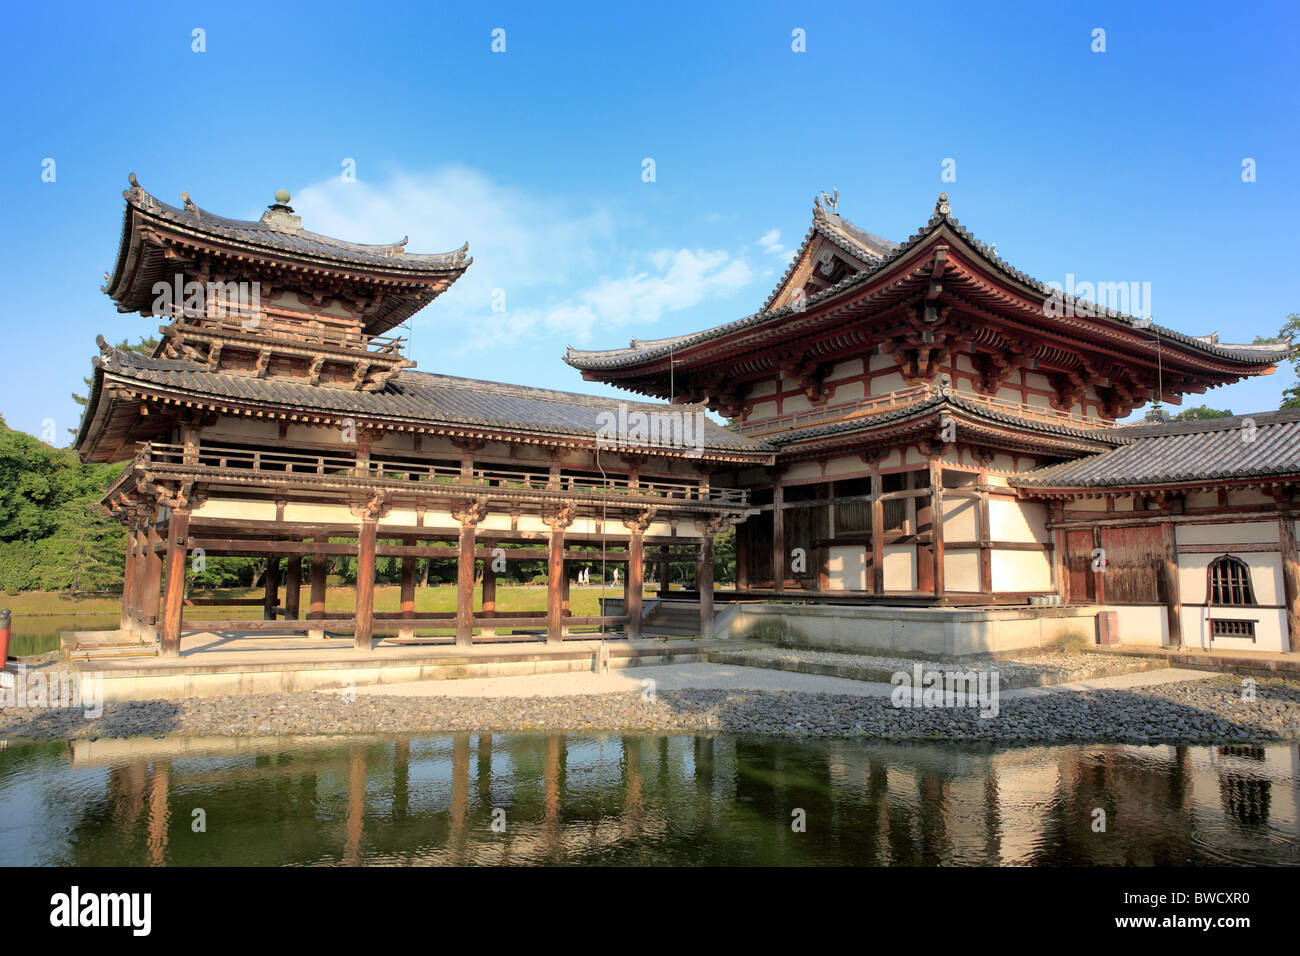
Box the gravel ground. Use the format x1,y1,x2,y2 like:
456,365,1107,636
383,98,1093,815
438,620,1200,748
1,674,1296,744
714,646,1159,688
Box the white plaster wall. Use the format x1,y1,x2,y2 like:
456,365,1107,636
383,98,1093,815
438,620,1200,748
1110,604,1168,646
827,546,867,590
944,549,980,592
992,550,1052,592
990,498,1049,543
883,545,916,591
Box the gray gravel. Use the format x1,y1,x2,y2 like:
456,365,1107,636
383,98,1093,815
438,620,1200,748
1,674,1296,744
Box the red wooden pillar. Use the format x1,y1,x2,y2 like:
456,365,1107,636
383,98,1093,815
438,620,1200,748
263,557,280,620
480,541,497,638
698,527,716,638
544,509,572,644
159,509,190,655
456,521,476,647
977,471,993,595
870,469,885,594
355,519,378,649
626,528,644,639
772,482,785,593
120,520,139,632
1279,516,1300,653
308,539,328,619
398,550,417,640
929,457,945,601
130,525,150,634
284,556,302,620
140,523,164,642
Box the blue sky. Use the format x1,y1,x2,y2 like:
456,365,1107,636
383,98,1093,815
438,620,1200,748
1,0,1297,444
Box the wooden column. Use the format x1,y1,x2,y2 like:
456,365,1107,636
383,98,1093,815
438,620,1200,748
456,521,476,647
1279,516,1300,653
140,523,164,642
1050,502,1069,604
398,551,417,640
977,472,993,594
544,507,574,644
159,509,189,656
263,557,280,620
929,457,945,600
130,525,149,633
284,556,302,620
626,529,645,639
870,470,885,594
698,526,716,638
354,519,378,649
308,539,327,620
480,541,497,639
1159,519,1182,648
120,521,139,632
772,482,785,593
658,549,670,596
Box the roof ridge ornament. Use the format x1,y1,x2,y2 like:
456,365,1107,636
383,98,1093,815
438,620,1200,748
819,189,838,213
261,188,302,232
935,192,951,217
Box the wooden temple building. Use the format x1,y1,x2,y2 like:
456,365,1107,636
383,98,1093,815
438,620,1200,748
567,193,1300,653
75,180,1300,658
76,176,772,656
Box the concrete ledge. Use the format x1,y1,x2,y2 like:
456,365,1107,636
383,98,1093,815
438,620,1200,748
1089,644,1300,680
720,603,1105,657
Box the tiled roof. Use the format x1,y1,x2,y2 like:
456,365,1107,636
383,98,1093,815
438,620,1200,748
89,349,775,457
119,178,470,273
765,392,1122,449
564,196,1292,372
1009,409,1300,489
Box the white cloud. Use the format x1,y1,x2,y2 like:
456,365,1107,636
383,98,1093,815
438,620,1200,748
287,167,760,352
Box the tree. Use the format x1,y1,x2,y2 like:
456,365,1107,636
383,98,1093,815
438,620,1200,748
0,415,127,593
1255,315,1299,409
70,335,158,436
1173,405,1233,421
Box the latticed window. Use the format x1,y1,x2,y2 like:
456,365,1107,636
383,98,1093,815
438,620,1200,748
1208,556,1255,605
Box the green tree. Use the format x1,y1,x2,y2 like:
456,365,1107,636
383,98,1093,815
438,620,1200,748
0,415,127,593
70,335,158,436
1255,314,1299,408
1173,405,1233,421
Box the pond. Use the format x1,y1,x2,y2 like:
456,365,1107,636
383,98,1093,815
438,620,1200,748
0,734,1296,866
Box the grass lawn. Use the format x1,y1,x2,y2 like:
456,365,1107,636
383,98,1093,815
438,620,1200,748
2,584,668,656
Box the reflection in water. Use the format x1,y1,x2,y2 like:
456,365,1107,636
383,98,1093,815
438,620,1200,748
0,735,1297,866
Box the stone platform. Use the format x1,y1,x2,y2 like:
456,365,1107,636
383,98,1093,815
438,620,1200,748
60,628,740,702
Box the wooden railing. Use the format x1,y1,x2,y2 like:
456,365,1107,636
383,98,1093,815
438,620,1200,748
139,442,749,506
167,314,406,355
732,382,1111,436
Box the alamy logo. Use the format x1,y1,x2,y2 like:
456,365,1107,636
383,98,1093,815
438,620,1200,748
595,402,707,458
0,665,103,719
890,663,1000,718
1043,274,1152,321
49,886,151,936
151,275,261,326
